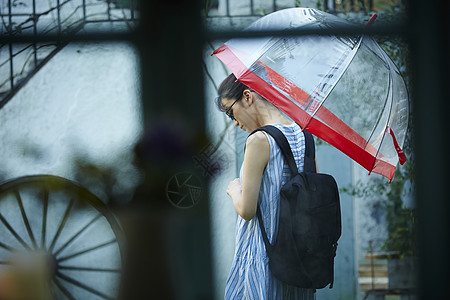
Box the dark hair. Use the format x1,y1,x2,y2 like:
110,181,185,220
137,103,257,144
215,73,249,112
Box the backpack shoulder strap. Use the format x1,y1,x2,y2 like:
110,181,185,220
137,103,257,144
250,124,316,174
250,125,298,176
302,130,316,173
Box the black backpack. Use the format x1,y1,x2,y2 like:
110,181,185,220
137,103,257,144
251,125,341,289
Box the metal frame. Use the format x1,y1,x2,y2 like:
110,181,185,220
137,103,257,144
210,0,374,17
0,0,137,109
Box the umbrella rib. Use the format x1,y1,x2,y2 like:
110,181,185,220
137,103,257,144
14,189,38,249
306,39,361,117
361,39,396,153
368,55,396,171
364,69,392,152
261,56,386,160
366,44,391,70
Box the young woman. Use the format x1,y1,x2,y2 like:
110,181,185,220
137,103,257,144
216,74,316,299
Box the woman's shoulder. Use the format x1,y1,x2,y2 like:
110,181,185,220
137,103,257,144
246,130,269,148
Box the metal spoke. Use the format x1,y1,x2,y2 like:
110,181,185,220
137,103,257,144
57,239,117,263
0,240,16,252
53,277,76,300
49,198,74,252
14,190,37,249
0,175,122,300
56,271,113,299
59,265,121,273
53,214,102,257
42,188,48,249
0,213,31,250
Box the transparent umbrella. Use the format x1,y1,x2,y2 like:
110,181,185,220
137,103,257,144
212,8,409,181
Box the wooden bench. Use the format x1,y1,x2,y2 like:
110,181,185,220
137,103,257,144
358,259,389,291
358,252,418,300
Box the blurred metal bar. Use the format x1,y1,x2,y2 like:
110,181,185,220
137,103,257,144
0,241,16,251
53,214,102,256
57,0,62,34
83,0,86,22
410,0,450,299
83,18,134,23
57,239,117,262
206,23,408,39
48,198,74,252
0,31,136,44
8,0,13,90
10,44,34,58
41,188,48,249
56,271,112,299
8,43,13,90
0,13,31,16
0,22,408,45
118,1,212,298
53,277,77,300
107,0,111,21
0,40,68,109
59,266,121,272
15,190,38,249
0,213,31,250
32,0,37,67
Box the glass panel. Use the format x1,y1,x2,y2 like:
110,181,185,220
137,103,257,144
0,42,143,205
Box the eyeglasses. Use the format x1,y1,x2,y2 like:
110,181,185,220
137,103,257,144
225,97,240,121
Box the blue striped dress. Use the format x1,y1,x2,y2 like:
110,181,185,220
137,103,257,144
225,122,317,300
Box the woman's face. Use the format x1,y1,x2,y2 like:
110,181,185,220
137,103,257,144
221,92,256,133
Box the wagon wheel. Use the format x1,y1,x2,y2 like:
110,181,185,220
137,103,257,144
0,175,124,300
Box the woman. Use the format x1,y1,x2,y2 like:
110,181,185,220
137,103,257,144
216,74,316,299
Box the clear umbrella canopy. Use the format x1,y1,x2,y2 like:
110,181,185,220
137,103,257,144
213,8,409,181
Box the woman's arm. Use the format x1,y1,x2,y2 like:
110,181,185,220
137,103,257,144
226,131,270,221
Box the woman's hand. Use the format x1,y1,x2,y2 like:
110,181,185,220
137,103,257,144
226,178,242,201
227,131,270,221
